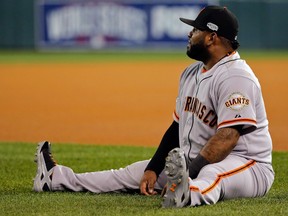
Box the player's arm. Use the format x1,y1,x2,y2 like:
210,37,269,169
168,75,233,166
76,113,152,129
189,126,240,179
140,120,179,195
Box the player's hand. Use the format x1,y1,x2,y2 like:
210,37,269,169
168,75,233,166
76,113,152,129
140,170,158,196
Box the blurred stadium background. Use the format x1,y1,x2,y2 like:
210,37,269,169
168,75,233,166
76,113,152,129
0,0,287,50
0,0,287,149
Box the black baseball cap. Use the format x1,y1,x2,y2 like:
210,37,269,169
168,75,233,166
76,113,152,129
180,6,238,41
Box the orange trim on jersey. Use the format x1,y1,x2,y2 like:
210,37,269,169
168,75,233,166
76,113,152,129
189,160,256,195
218,118,256,128
173,110,179,120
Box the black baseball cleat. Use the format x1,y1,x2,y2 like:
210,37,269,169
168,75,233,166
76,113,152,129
33,141,56,192
162,147,190,208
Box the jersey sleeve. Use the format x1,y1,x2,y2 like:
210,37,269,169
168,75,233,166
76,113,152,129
173,68,186,123
173,98,180,123
173,65,194,123
173,62,203,123
216,74,259,134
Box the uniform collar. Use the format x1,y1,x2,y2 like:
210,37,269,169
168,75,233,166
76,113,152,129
202,51,240,73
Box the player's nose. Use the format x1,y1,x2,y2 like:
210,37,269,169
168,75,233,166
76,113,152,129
188,29,194,38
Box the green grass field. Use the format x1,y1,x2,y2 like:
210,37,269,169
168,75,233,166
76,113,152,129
0,49,288,63
0,142,287,216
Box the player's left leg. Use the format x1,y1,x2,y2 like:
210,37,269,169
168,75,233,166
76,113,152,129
188,155,274,206
162,148,190,208
161,148,274,208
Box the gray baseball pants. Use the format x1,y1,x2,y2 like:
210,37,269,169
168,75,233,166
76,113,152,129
51,155,274,206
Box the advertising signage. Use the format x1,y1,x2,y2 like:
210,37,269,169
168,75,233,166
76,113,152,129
36,0,213,49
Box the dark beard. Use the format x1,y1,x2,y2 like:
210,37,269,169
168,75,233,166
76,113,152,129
186,41,210,63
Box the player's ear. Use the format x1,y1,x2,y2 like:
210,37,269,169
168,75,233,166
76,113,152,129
206,32,217,46
210,32,218,42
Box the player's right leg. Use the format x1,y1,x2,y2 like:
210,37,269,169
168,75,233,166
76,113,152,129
33,141,56,191
33,141,166,193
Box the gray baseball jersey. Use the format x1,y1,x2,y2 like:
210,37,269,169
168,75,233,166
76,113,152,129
173,51,272,164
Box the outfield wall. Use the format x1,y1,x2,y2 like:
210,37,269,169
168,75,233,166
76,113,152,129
0,0,287,50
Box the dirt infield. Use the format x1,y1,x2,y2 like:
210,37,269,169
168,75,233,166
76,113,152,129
0,59,287,151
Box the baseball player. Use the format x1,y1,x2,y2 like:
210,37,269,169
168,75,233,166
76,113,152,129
33,6,274,208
